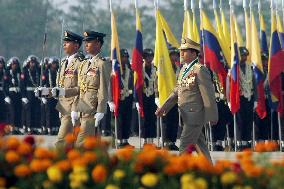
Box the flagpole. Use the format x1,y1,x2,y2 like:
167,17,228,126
154,0,162,148
109,0,118,149
134,0,142,150
249,0,256,151
278,112,282,151
184,0,188,10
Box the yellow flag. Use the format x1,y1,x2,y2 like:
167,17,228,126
159,11,180,48
221,10,230,51
244,10,251,62
192,10,200,43
251,12,263,73
182,10,193,39
214,9,231,67
234,15,244,47
154,10,176,105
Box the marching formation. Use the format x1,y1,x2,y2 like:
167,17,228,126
1,0,284,160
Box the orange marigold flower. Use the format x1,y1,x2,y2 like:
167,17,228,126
82,151,97,163
137,150,157,166
92,164,107,183
17,142,33,156
30,159,52,173
265,141,278,152
5,137,20,150
71,158,88,167
83,136,99,150
34,147,50,159
255,142,267,152
0,177,6,187
14,164,31,177
55,160,71,172
67,149,81,161
5,150,20,164
116,147,134,161
65,134,76,145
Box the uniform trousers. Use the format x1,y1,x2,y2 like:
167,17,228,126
162,104,179,143
75,114,96,147
117,96,133,140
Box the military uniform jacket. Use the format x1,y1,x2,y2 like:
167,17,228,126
65,53,111,114
162,59,218,125
56,53,83,115
143,64,158,97
4,69,21,95
20,67,40,98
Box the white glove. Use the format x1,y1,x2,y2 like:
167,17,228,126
135,102,140,112
71,111,79,126
39,87,50,96
108,101,115,112
21,98,29,104
41,98,47,104
94,113,104,127
155,97,160,107
58,112,61,118
254,101,258,109
51,87,65,97
34,88,39,97
4,97,11,104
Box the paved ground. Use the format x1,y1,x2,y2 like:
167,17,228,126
9,135,284,163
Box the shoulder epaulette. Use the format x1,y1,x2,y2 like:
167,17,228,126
75,52,85,61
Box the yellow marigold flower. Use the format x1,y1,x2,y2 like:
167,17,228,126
42,180,52,189
47,166,63,183
180,174,194,184
92,164,107,183
243,186,253,189
113,169,125,180
5,137,20,150
141,173,158,188
195,178,208,189
0,177,6,187
70,180,81,189
73,165,86,173
182,183,197,189
221,171,237,185
5,150,20,164
14,164,31,177
105,184,120,189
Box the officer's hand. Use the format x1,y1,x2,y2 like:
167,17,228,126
52,87,65,97
94,113,104,127
4,97,11,104
71,111,79,126
21,98,29,104
135,102,140,112
155,107,166,117
108,101,115,112
41,98,47,104
58,112,61,118
155,97,160,107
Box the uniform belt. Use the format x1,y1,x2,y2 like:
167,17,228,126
215,93,224,100
87,86,98,91
26,87,37,91
9,87,20,92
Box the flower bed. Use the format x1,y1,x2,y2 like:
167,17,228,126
0,133,284,189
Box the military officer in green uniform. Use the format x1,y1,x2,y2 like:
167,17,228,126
156,38,218,161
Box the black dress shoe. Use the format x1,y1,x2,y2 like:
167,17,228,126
12,130,22,135
168,144,179,151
